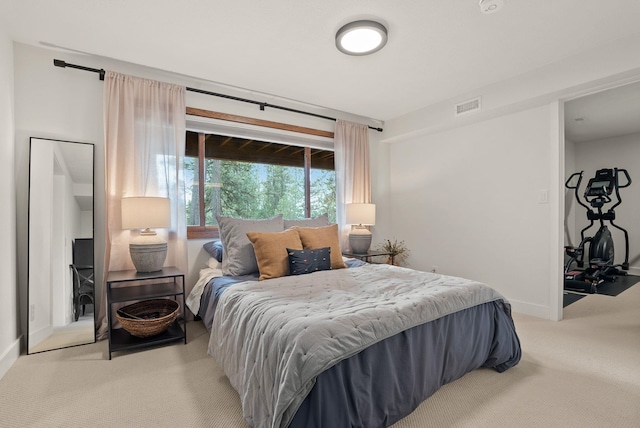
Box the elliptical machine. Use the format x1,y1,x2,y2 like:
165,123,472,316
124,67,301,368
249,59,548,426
564,168,631,293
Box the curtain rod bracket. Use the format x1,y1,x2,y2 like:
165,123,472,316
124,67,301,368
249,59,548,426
259,103,266,111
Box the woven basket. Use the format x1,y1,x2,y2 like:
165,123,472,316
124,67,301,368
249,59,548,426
116,299,179,338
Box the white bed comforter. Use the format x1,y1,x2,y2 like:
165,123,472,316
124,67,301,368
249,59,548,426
185,258,222,316
208,263,509,428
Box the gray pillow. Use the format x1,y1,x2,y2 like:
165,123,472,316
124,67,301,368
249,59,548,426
217,214,284,276
283,213,329,229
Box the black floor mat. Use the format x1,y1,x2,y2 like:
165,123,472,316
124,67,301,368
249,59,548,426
595,274,640,296
563,292,586,307
563,275,638,306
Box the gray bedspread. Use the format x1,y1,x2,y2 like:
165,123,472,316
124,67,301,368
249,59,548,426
208,263,513,428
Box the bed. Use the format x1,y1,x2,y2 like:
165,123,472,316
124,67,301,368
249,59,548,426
187,216,521,428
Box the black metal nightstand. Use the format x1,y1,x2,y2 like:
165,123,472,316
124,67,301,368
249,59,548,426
342,250,394,265
106,267,186,359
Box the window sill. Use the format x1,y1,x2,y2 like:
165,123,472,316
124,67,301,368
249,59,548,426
187,226,220,240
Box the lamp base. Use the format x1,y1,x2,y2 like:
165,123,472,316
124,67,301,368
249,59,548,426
128,232,167,272
349,226,372,254
129,243,167,272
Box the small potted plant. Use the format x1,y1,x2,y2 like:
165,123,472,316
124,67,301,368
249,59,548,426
376,238,410,266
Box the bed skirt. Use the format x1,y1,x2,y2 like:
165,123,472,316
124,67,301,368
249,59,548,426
290,300,521,428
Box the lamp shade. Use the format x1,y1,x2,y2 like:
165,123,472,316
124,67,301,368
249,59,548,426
121,197,171,230
346,203,376,226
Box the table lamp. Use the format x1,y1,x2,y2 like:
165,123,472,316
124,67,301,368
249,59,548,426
346,203,376,253
121,197,171,272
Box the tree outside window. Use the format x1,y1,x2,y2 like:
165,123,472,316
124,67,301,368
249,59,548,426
186,131,335,239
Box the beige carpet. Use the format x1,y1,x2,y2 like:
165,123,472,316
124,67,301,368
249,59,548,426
28,315,95,354
1,285,639,428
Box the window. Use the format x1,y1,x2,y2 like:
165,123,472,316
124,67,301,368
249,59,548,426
185,131,336,239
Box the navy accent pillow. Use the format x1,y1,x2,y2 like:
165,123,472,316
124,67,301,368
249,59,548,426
287,247,331,276
203,239,224,263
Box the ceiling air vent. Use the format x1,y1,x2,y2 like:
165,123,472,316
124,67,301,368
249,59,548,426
455,97,481,116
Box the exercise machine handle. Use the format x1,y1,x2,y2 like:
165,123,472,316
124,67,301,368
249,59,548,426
565,171,583,189
609,167,630,214
566,171,591,214
617,168,632,188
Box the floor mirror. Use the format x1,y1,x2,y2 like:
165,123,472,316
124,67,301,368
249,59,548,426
27,137,95,354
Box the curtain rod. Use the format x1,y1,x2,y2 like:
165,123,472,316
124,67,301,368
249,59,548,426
53,59,384,132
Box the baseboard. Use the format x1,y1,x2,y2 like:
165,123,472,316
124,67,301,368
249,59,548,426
0,336,22,381
509,299,551,320
29,325,53,349
625,267,640,277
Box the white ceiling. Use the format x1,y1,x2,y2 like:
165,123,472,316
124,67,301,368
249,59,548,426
2,0,640,125
565,81,640,143
57,141,92,185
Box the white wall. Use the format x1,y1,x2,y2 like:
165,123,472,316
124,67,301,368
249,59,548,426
564,137,580,283
389,106,554,317
27,140,54,345
52,170,67,326
0,32,19,380
79,211,93,238
58,148,82,326
368,135,392,249
570,133,640,274
564,139,577,248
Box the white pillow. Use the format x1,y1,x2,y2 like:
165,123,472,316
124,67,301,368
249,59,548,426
207,257,221,269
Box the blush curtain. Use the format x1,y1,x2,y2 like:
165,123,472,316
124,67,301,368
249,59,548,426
97,71,187,339
334,120,371,251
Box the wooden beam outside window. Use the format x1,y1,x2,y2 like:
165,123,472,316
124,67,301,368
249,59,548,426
304,147,311,218
186,107,336,239
186,107,335,139
198,133,206,228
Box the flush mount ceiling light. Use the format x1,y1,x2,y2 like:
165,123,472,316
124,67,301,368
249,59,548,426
479,0,504,14
336,20,388,56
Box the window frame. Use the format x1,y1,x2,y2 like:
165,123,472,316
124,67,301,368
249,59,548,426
187,132,217,239
186,131,333,239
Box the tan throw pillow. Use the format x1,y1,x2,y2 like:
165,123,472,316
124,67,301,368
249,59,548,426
295,224,347,269
246,228,303,280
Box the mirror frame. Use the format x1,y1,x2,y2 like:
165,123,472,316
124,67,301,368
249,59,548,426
27,137,96,354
